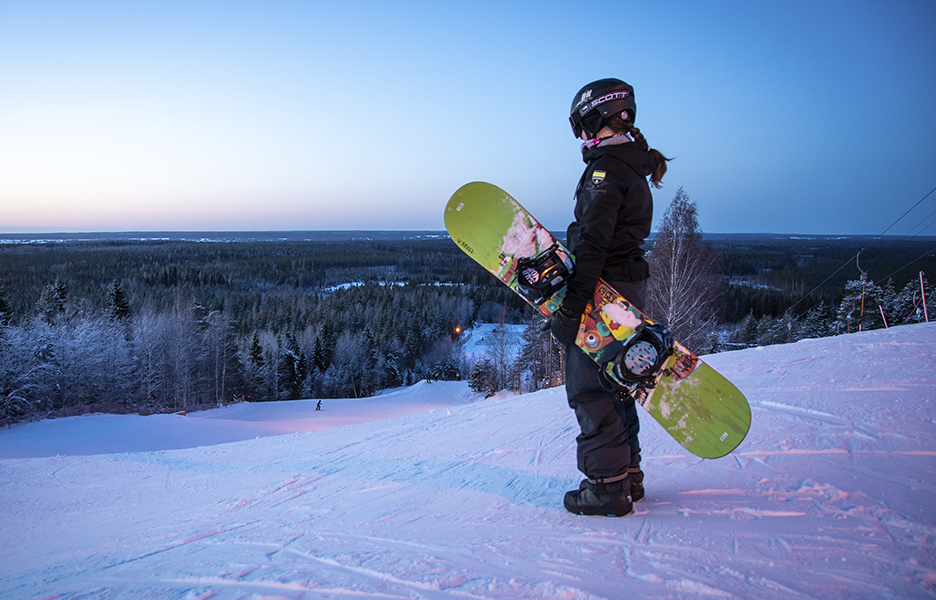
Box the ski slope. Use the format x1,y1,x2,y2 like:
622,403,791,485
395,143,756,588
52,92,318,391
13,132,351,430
1,323,934,599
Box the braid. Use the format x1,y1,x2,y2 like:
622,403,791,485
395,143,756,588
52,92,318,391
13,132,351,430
627,122,646,144
647,148,670,189
604,114,671,188
625,120,670,189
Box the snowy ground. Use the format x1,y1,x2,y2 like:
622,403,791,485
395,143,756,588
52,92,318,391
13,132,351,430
1,323,934,599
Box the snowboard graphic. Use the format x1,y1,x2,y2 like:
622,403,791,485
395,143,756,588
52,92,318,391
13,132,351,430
445,181,750,459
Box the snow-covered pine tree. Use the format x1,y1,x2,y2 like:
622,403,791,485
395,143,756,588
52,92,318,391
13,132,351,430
106,280,131,322
37,278,68,326
0,283,12,327
754,314,788,346
793,302,832,340
893,275,932,325
735,310,758,347
468,357,497,398
879,279,898,327
835,278,884,333
277,333,302,401
517,309,561,392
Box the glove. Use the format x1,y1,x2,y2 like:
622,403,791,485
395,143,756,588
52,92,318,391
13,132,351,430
549,307,581,347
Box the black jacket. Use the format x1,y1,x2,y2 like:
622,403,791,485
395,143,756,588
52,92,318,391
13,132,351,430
563,137,655,316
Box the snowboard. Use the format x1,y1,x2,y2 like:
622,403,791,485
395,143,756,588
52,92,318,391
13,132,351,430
445,181,750,459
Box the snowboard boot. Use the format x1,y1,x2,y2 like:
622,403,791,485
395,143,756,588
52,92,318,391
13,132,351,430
564,474,633,517
628,467,645,502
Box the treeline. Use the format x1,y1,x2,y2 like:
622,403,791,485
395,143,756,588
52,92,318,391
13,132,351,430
639,190,934,354
0,279,487,421
724,275,932,349
712,236,935,349
4,235,931,331
0,238,531,422
712,235,936,321
1,234,933,421
0,238,515,330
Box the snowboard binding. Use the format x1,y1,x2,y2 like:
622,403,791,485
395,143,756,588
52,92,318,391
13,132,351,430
515,244,574,305
600,322,675,393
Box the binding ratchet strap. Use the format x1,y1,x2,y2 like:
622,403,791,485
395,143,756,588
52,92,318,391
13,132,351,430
610,322,675,385
515,244,574,305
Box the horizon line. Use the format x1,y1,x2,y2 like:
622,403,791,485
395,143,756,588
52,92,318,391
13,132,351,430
2,229,934,240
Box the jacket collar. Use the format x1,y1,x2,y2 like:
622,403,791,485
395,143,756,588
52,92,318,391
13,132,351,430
580,132,633,153
581,135,654,177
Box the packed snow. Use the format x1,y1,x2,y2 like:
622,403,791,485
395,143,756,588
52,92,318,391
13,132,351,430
1,323,934,599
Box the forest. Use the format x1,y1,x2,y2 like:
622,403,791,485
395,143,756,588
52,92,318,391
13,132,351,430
0,232,933,422
714,234,934,348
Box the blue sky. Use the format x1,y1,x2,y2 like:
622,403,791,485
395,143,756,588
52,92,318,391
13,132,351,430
1,0,934,234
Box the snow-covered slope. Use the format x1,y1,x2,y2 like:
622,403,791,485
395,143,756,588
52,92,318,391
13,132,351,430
1,324,934,599
0,381,478,459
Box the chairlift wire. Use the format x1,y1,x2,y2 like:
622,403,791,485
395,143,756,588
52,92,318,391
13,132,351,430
879,241,936,283
786,184,936,313
874,185,936,238
898,206,936,239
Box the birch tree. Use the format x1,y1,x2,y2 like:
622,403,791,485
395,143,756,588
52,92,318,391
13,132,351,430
484,307,517,391
646,188,722,352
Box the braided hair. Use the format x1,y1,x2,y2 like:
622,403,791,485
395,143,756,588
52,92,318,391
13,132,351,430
605,114,670,188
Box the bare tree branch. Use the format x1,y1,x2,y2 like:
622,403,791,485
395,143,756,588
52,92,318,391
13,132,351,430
647,188,722,352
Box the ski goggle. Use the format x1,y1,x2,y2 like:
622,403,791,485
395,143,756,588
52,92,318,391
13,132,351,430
569,110,603,139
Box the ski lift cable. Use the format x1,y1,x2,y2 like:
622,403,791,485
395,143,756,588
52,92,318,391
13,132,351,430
852,184,936,260
786,184,936,313
879,241,936,283
848,184,935,279
898,205,936,239
869,193,936,282
921,212,936,234
787,258,856,313
874,185,936,238
872,194,936,282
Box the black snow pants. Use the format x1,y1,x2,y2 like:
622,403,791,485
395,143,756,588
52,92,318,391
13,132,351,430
564,279,646,481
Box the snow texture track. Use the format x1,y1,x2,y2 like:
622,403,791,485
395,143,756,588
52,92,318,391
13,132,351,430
1,324,934,599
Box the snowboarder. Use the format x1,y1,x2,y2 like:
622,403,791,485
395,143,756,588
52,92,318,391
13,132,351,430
550,78,670,517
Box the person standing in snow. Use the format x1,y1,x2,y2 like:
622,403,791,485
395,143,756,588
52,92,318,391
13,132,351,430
550,78,670,517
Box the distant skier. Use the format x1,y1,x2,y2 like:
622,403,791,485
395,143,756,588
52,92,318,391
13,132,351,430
550,78,670,517
316,400,322,411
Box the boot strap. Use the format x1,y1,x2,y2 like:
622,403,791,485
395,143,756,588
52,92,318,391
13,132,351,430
588,472,628,485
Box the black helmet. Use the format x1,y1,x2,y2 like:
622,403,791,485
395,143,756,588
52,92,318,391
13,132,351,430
569,78,636,139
